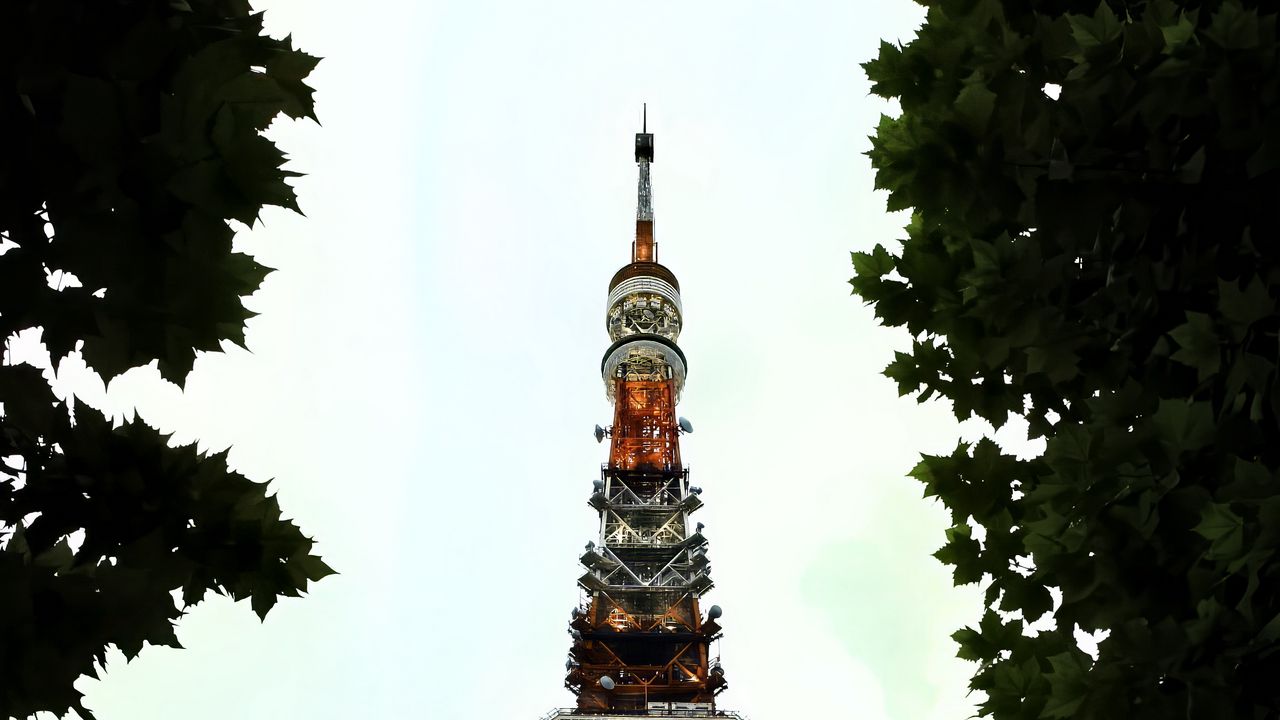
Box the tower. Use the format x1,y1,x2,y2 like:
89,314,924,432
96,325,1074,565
551,111,739,719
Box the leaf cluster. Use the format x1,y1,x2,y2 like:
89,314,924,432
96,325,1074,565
0,0,318,382
0,1,328,717
857,0,1280,717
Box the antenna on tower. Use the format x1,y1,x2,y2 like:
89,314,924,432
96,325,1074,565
634,104,655,262
635,107,654,164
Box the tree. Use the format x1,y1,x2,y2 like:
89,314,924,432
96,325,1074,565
855,0,1280,717
0,1,331,717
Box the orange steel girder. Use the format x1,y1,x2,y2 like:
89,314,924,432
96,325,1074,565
608,379,681,472
570,378,721,711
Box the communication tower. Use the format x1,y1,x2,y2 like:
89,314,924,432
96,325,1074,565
543,111,746,720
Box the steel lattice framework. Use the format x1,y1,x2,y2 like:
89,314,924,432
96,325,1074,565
563,113,726,715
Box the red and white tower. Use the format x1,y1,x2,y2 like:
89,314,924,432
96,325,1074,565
546,113,743,720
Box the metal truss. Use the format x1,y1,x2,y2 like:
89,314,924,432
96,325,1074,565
567,373,726,711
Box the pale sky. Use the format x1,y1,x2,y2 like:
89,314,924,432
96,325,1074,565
19,1,1054,718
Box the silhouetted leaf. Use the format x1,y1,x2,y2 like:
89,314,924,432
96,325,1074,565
0,0,327,714
857,0,1280,716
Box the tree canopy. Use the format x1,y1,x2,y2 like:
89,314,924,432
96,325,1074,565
0,1,330,717
856,0,1280,717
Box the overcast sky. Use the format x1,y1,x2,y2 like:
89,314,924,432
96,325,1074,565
27,1,1054,718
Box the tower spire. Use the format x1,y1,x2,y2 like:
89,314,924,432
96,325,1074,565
634,105,655,262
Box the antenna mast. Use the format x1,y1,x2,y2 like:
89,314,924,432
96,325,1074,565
634,105,655,262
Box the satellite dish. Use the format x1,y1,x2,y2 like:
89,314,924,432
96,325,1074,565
678,417,694,433
571,607,583,619
593,478,605,491
689,486,702,495
565,658,577,670
696,522,705,532
594,425,606,443
707,605,722,620
600,676,616,690
586,541,595,552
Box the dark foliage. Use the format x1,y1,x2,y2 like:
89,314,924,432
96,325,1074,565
0,1,330,717
856,0,1280,717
